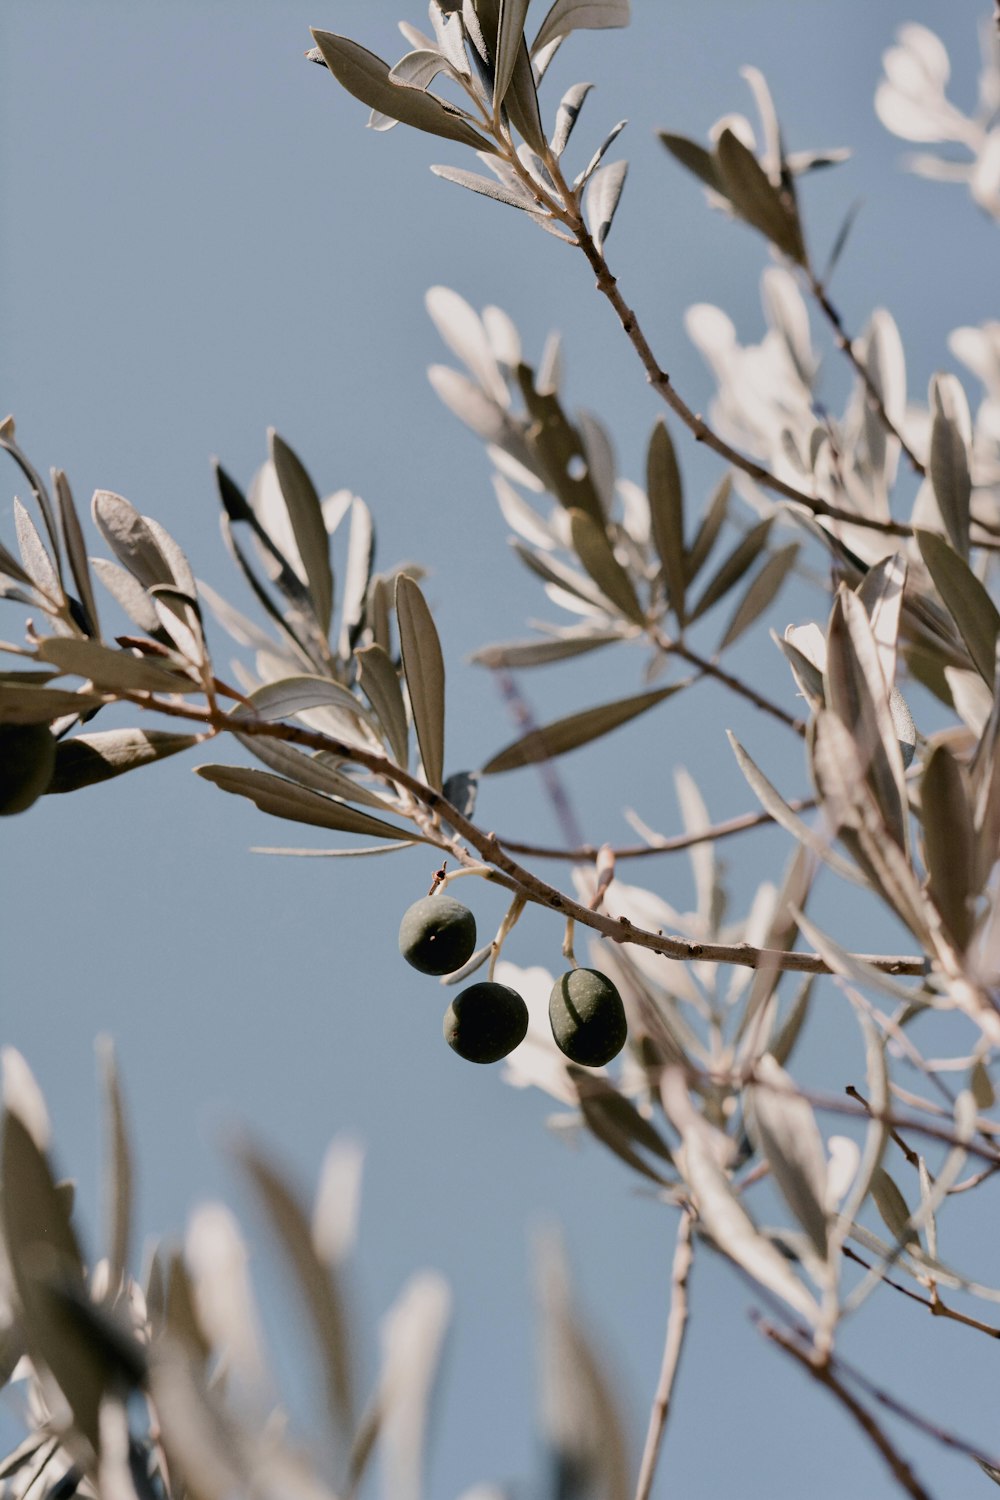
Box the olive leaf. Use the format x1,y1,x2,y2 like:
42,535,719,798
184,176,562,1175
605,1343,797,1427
196,764,425,842
269,431,334,640
916,528,1000,684
47,729,201,794
0,682,105,725
714,128,806,263
470,628,621,668
395,574,446,790
646,419,686,626
310,30,495,152
688,518,772,622
568,508,645,623
53,471,98,637
717,544,799,651
585,159,628,252
356,644,409,767
921,744,977,951
34,637,195,695
482,681,684,773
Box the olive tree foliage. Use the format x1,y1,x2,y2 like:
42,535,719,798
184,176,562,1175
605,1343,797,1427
2,3,1000,1497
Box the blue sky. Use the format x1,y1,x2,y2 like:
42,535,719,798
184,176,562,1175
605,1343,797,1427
2,3,998,1496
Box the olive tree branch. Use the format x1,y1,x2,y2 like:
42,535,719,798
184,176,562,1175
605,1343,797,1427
842,1246,1000,1340
496,795,817,862
116,687,927,977
754,1319,935,1500
634,1208,694,1500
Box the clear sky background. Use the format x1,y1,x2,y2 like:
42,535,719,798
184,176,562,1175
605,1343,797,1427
3,3,999,1497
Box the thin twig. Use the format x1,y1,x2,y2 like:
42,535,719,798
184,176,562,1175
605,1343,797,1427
756,1319,934,1500
492,666,584,847
664,634,805,735
804,270,925,476
634,1209,694,1500
842,1246,1000,1339
497,796,817,862
119,687,929,977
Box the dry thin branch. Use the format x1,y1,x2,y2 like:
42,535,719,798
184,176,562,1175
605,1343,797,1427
120,688,928,978
842,1246,1000,1340
756,1319,934,1500
497,796,817,862
634,1209,694,1500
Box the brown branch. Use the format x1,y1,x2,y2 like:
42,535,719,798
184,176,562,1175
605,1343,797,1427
634,1209,694,1500
804,270,925,476
497,796,817,862
119,688,928,978
842,1246,1000,1340
665,635,805,735
756,1319,934,1500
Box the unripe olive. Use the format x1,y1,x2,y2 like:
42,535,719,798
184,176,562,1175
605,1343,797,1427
443,981,529,1064
549,968,627,1067
0,723,56,815
398,894,477,975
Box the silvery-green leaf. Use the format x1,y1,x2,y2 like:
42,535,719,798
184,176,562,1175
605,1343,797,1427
270,431,334,639
151,583,205,664
145,516,197,600
234,733,394,810
684,473,730,582
92,491,173,591
577,1089,673,1185
252,841,415,857
493,473,557,549
376,1272,451,1500
516,368,604,522
574,119,628,190
502,36,548,155
922,744,976,950
714,128,805,263
482,682,684,773
825,588,908,851
426,286,509,405
537,1233,630,1500
242,674,376,733
91,557,163,636
97,1039,132,1294
237,1142,354,1440
34,637,194,694
337,498,375,659
916,529,1000,684
577,411,616,516
356,644,409,767
568,508,645,623
396,574,445,790
889,687,916,769
688,518,772,622
0,682,104,725
0,536,36,591
48,730,201,794
929,406,972,563
749,1055,829,1259
196,764,423,841
646,419,686,626
431,163,537,209
14,499,61,603
494,0,531,111
512,540,620,612
309,30,494,151
585,158,627,251
1,1112,103,1447
551,81,593,157
870,1167,920,1248
727,733,860,884
662,1081,819,1322
389,48,451,90
856,551,906,694
776,631,825,707
657,131,725,194
531,0,630,56
53,471,98,637
470,628,621,668
717,543,799,650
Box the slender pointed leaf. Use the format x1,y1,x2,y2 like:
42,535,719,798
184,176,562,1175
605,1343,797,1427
585,158,628,251
749,1055,829,1258
715,128,805,262
717,543,799,650
532,0,631,55
482,682,683,773
48,730,200,794
646,419,686,626
689,518,772,622
551,81,593,156
310,30,494,151
658,131,725,193
356,644,409,767
929,404,971,562
396,574,445,790
568,508,645,623
196,764,425,841
0,682,104,725
234,733,395,809
470,628,621,668
34,637,194,694
53,471,98,637
270,432,334,638
14,500,61,601
430,163,536,209
917,529,1000,684
922,744,976,950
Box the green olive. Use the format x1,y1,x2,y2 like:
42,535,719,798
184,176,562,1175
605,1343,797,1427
398,894,477,976
443,982,529,1064
549,968,627,1067
0,723,56,815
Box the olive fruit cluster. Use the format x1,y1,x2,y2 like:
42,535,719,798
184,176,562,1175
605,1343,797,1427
0,724,56,816
399,895,529,1064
